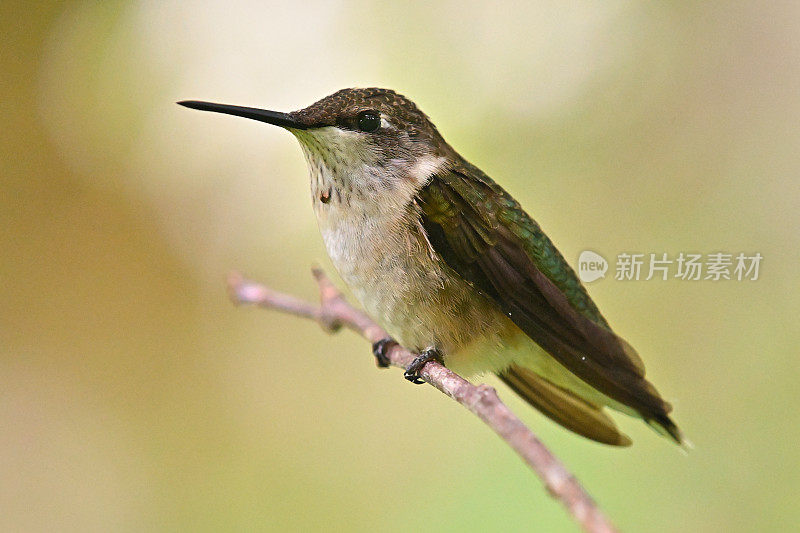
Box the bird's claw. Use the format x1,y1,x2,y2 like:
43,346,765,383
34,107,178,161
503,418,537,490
404,348,444,384
371,338,397,368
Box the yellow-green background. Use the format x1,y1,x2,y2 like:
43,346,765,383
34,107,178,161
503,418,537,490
3,2,797,531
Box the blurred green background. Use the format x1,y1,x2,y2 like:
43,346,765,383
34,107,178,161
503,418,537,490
2,2,798,531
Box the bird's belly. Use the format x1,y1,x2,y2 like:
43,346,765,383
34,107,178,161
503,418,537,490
317,209,521,376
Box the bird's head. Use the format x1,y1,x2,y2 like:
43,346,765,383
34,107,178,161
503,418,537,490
179,88,453,201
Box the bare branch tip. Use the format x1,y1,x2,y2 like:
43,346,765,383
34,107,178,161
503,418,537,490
311,266,344,305
226,271,245,305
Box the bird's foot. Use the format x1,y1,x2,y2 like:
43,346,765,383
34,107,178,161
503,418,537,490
371,338,397,368
404,348,445,384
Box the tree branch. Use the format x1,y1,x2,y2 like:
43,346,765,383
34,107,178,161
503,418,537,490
227,268,618,533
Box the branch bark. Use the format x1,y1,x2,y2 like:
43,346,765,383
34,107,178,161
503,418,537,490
227,268,618,533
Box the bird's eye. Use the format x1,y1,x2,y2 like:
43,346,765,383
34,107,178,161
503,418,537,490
357,111,381,132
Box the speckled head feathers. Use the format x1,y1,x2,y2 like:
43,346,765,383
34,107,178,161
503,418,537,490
289,88,444,143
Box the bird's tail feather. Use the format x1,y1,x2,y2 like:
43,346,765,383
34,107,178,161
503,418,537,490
646,413,684,445
499,365,632,446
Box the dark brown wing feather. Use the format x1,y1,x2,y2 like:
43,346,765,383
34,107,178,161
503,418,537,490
418,163,681,443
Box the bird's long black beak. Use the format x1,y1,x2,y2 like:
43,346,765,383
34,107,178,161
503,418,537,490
177,100,309,129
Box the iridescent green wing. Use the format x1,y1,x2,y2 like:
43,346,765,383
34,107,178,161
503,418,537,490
418,161,675,428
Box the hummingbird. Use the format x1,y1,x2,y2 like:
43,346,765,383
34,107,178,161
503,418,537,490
178,88,682,446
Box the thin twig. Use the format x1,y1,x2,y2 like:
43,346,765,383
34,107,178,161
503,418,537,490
227,269,618,533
